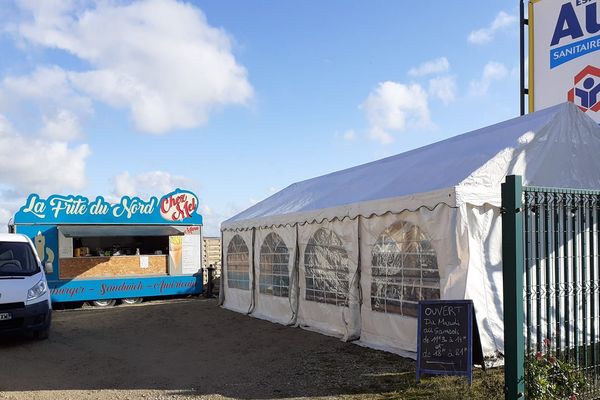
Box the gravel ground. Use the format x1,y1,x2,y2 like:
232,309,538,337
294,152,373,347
0,298,413,400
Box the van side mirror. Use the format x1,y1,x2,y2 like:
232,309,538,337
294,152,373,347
44,262,53,274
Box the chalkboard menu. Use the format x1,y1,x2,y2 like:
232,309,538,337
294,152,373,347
416,299,473,384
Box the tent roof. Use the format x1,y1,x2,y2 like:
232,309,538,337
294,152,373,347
223,103,600,230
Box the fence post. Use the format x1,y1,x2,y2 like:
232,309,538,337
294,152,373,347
502,175,525,399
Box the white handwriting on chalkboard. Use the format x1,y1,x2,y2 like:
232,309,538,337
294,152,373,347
424,305,462,317
423,318,460,327
418,302,472,381
433,328,459,335
420,306,469,361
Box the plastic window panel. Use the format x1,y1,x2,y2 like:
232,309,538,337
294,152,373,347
259,232,290,297
227,235,250,291
304,228,350,307
370,221,440,317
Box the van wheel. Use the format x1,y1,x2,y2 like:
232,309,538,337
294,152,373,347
121,298,143,305
91,299,117,307
34,328,49,340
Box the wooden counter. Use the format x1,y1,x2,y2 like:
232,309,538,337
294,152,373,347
59,255,168,279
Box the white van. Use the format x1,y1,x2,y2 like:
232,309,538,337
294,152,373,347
0,233,52,339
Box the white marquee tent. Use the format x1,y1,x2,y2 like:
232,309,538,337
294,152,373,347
220,103,600,360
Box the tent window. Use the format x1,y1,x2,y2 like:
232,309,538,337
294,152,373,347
371,221,440,317
304,228,349,307
227,235,250,290
259,232,290,297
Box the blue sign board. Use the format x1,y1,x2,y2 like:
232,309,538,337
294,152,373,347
14,189,202,225
49,275,202,302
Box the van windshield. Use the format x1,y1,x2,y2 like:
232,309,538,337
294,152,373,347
0,242,40,276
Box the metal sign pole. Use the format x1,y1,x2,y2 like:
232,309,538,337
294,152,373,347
520,0,528,116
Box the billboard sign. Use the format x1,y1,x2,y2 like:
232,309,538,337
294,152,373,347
14,189,203,225
530,0,600,122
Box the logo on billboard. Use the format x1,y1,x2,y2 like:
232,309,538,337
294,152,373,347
550,2,600,69
567,65,600,113
159,190,198,222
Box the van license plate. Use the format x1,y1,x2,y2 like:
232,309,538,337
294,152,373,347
0,313,12,321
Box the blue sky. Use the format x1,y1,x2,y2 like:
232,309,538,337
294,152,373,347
0,0,522,235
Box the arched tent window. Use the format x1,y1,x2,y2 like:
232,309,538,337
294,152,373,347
227,234,250,290
259,232,290,297
304,228,349,306
371,221,440,317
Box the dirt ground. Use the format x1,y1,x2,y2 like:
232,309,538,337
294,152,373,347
0,298,415,400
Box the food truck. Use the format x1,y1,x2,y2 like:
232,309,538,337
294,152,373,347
12,189,203,306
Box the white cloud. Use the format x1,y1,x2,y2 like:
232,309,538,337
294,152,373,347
198,203,225,236
0,67,87,109
111,171,194,199
203,201,248,236
0,66,92,231
469,30,492,45
200,204,212,217
361,81,431,145
0,66,93,137
109,170,244,233
468,11,517,44
41,109,83,140
0,187,28,232
469,62,509,96
0,207,12,231
15,0,253,134
342,129,356,141
428,76,457,104
0,113,90,196
369,127,394,145
109,170,260,236
408,57,450,77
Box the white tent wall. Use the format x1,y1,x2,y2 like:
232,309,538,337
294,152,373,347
297,218,361,340
251,226,298,325
222,229,254,314
358,205,469,357
462,203,505,358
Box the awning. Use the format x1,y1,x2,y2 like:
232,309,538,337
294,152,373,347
58,225,187,237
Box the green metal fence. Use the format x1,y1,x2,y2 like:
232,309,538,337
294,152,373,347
503,175,600,399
